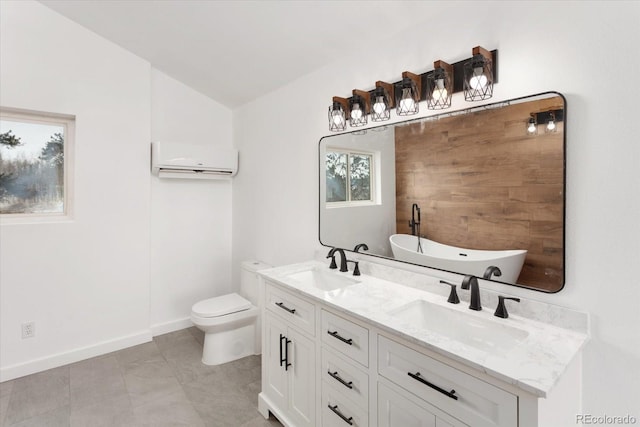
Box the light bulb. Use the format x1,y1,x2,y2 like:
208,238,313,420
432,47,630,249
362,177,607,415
430,78,446,102
351,103,362,120
547,120,556,131
399,88,415,112
469,67,487,89
331,109,344,126
527,121,537,134
373,96,386,114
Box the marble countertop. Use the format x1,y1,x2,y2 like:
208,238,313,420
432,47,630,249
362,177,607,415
259,260,589,398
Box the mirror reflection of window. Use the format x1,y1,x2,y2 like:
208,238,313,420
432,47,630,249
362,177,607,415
326,150,373,204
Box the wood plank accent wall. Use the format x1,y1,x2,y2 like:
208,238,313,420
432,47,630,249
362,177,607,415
395,96,564,291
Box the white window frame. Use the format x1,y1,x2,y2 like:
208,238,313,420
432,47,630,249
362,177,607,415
0,107,75,224
325,147,376,208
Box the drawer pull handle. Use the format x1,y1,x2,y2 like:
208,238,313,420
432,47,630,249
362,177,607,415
328,370,353,389
275,302,296,314
327,330,353,345
328,404,354,425
408,371,458,400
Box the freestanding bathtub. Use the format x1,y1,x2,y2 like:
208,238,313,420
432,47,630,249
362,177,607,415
389,234,527,284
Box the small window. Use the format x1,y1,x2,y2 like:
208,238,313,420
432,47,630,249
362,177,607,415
326,149,373,205
0,108,74,217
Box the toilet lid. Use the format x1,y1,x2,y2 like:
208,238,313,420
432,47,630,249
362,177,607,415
192,293,252,318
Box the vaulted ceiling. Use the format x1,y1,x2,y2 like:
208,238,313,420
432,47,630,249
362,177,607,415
40,1,433,108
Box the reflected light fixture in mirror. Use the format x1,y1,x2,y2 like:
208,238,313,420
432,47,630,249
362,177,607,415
527,114,538,135
427,60,453,110
546,112,557,133
328,97,348,132
371,81,394,122
349,90,370,127
396,72,421,116
464,46,494,101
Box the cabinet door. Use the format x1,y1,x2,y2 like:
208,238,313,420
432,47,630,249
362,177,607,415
378,382,436,427
288,327,316,427
264,312,288,412
378,382,468,427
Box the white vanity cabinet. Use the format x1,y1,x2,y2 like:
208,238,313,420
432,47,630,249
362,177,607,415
261,285,316,427
259,270,584,427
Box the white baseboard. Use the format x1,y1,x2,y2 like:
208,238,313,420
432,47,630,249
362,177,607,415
0,329,152,382
150,317,192,337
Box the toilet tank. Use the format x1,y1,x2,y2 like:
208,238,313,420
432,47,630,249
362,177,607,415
240,261,271,306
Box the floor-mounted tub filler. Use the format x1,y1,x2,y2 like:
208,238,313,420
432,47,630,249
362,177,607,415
389,234,527,283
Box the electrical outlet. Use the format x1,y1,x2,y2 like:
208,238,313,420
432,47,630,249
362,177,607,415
22,322,35,339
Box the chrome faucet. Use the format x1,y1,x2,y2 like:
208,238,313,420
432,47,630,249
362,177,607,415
461,275,482,311
327,247,348,272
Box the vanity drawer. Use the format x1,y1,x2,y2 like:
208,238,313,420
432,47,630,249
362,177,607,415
322,381,369,427
321,310,369,367
321,348,368,410
266,283,315,336
378,335,517,427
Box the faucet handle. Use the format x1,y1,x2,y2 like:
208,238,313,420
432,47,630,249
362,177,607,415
326,248,337,269
494,296,521,318
439,280,460,304
347,260,360,276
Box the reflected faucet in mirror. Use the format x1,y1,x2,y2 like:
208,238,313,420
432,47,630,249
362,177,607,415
354,243,369,253
483,266,502,280
409,203,421,236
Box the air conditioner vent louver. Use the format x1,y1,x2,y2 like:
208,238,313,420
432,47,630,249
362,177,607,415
151,142,238,180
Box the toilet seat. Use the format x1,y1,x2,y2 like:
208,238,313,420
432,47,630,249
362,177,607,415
192,293,252,318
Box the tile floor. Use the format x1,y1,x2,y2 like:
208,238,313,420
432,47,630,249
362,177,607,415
0,327,283,427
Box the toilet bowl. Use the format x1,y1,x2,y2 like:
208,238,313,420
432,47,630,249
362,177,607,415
191,261,270,366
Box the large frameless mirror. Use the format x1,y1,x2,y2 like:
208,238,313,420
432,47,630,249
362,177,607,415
319,92,566,292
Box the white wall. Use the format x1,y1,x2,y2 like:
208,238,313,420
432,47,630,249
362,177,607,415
233,1,640,418
0,1,151,380
150,69,233,334
0,2,235,380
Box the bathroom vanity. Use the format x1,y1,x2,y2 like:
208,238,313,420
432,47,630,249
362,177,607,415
258,260,588,427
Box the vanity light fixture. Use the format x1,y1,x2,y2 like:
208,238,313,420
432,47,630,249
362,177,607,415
328,97,348,132
527,114,538,135
464,46,494,101
546,111,557,133
427,60,453,110
349,90,370,127
328,45,497,130
371,81,394,122
396,71,421,116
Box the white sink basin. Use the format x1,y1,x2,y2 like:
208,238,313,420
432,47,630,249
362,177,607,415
388,300,529,352
286,267,360,292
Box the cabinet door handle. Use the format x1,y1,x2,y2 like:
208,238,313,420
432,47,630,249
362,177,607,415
275,302,296,314
284,337,291,371
328,370,353,389
327,330,353,345
279,334,286,367
328,404,353,425
408,371,458,400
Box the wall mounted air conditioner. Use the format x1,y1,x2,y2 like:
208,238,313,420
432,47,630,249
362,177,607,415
151,142,238,179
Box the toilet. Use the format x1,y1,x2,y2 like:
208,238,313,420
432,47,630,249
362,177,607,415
191,261,271,365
